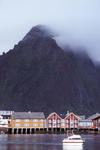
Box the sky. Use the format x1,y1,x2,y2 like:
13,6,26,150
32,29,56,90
0,0,100,61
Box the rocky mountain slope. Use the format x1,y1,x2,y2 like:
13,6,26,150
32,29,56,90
0,25,100,117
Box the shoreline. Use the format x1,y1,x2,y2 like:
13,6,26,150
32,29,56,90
5,128,100,134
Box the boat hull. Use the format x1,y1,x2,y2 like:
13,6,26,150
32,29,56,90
63,142,83,146
62,139,83,146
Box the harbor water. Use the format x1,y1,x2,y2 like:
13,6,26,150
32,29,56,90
0,134,100,150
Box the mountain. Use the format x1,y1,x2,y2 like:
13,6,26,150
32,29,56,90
0,25,100,117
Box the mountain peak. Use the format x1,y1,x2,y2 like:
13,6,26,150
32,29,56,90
22,25,55,42
0,25,100,117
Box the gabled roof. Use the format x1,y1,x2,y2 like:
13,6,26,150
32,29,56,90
47,112,62,119
12,112,45,119
64,112,79,119
87,113,100,120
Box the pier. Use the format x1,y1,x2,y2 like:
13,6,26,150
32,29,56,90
8,127,99,134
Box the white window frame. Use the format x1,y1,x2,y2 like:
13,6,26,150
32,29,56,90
33,119,38,122
57,124,60,127
57,119,60,123
33,123,38,126
53,119,56,122
61,119,64,122
24,123,29,126
66,119,68,123
16,119,20,122
24,119,29,122
49,119,51,123
53,123,56,127
16,123,20,126
66,124,68,127
61,123,64,126
49,124,51,127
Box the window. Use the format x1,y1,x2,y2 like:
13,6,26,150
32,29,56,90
75,124,77,127
61,123,64,126
24,123,29,126
61,119,64,122
57,119,60,123
44,124,46,128
66,124,68,127
57,124,60,127
84,123,86,126
16,119,20,122
70,119,73,123
53,119,56,122
49,119,51,123
79,122,83,126
71,123,73,127
33,123,38,126
53,123,56,127
41,119,43,122
40,123,43,126
24,119,29,122
75,119,77,123
66,119,68,123
49,124,51,127
33,119,38,122
16,123,20,126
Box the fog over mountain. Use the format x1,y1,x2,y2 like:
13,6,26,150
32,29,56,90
1,0,100,61
0,25,100,117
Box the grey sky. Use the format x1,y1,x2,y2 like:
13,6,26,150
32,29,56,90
0,0,100,61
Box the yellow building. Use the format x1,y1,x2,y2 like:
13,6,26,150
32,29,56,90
8,112,45,134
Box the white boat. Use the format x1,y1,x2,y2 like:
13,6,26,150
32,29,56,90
62,134,84,146
63,145,83,150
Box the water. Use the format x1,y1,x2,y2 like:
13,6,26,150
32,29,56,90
0,134,100,150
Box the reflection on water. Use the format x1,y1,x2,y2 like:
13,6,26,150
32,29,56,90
63,145,83,150
0,134,99,150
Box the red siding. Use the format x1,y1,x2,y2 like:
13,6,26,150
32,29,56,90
46,112,62,128
65,113,78,128
93,116,100,128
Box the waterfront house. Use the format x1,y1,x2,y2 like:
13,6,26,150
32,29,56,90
0,115,9,128
87,113,100,129
78,119,93,128
64,112,79,128
0,110,14,133
0,110,14,117
8,112,45,133
46,112,62,128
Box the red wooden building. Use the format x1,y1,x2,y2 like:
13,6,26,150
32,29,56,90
92,115,100,129
46,112,62,128
64,112,79,128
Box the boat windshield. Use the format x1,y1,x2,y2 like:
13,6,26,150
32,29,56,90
69,138,82,140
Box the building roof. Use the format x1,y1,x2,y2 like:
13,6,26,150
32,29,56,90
78,119,92,122
64,112,79,119
87,113,100,120
12,112,45,119
77,115,85,120
47,112,62,119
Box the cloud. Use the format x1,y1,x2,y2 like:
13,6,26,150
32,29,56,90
0,0,100,60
